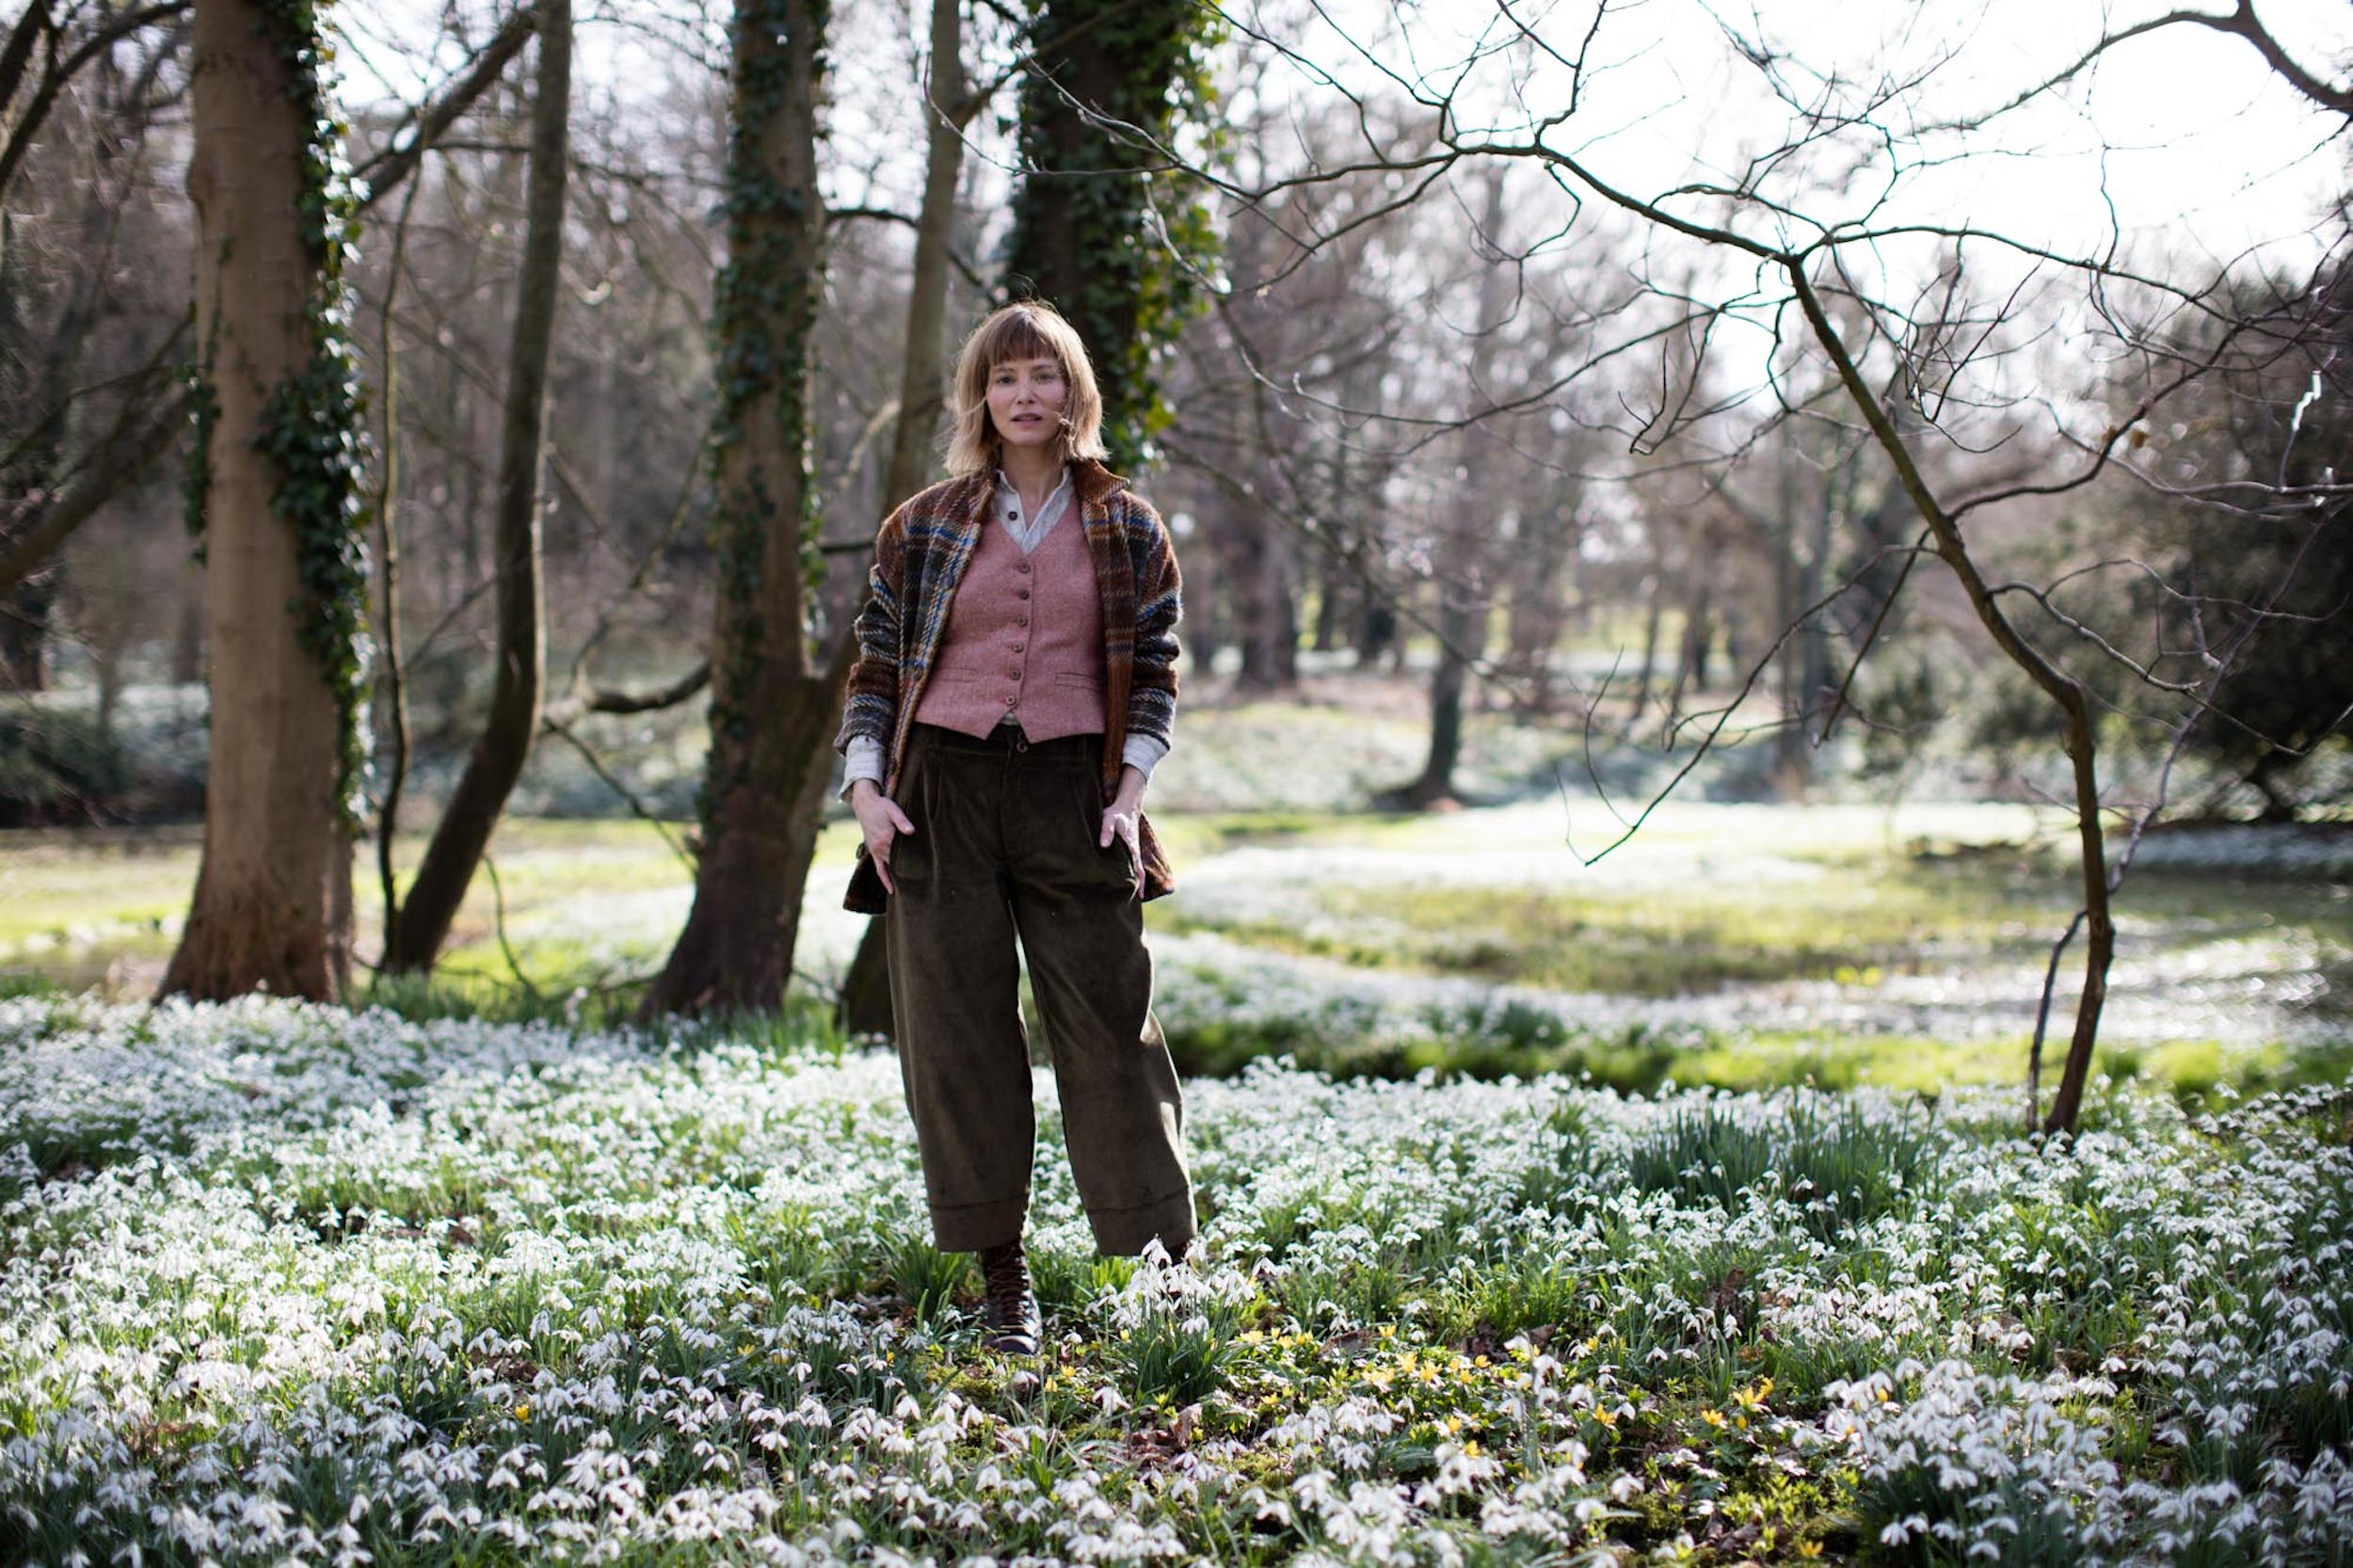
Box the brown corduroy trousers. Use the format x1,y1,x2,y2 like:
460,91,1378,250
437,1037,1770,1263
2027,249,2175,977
884,722,1197,1257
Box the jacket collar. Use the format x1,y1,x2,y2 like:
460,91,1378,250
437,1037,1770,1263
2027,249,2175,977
1070,456,1128,509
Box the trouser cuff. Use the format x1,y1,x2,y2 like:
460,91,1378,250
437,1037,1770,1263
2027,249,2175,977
1087,1190,1198,1258
930,1194,1030,1254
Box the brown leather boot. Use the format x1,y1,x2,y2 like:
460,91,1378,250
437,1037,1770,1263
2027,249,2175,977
978,1240,1041,1355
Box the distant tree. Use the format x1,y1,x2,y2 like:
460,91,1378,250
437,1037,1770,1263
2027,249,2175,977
381,0,570,973
0,4,191,685
1140,0,2353,1133
2164,261,2353,818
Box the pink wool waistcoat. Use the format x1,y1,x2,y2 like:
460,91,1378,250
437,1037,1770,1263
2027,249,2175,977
912,498,1107,741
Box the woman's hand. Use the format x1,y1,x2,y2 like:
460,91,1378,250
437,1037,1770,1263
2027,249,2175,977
1099,765,1147,900
850,780,915,894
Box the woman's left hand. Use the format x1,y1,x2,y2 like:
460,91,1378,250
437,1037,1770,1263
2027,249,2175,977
1100,767,1148,900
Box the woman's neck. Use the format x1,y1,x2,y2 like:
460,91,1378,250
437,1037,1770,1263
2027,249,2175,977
999,444,1063,507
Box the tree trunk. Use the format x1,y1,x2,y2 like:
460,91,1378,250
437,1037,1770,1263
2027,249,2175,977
1356,596,1395,668
1781,449,1844,791
1507,497,1576,714
1311,562,1342,653
1401,168,1503,788
882,0,965,511
1235,508,1297,690
1769,452,1810,795
1785,269,2116,1135
383,0,571,972
1187,524,1223,672
644,0,833,1018
93,632,120,744
1401,597,1477,808
1623,568,1664,734
0,577,48,689
161,0,359,1002
840,0,968,1042
1669,535,1715,720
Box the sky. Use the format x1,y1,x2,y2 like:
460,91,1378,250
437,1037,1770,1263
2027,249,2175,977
333,0,2353,446
338,0,2353,254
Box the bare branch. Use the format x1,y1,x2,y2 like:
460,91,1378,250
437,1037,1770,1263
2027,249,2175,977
0,383,188,596
0,0,189,203
353,4,538,212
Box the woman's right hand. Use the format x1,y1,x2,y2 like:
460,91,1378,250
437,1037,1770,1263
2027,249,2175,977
849,780,915,894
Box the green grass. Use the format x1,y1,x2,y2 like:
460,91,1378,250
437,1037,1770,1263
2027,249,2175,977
1166,820,2353,1002
10,797,2351,1109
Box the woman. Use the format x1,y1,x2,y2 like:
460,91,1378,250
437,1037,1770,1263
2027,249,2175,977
835,301,1195,1356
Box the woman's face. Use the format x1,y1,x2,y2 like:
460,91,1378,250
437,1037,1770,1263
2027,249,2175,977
986,355,1067,454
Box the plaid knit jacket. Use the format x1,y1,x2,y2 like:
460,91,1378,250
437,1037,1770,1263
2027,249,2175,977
835,457,1181,914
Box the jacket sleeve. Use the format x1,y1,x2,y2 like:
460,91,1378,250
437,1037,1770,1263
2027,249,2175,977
1125,500,1181,751
835,504,908,755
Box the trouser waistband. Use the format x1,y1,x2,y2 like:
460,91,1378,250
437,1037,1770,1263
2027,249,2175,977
911,721,1100,760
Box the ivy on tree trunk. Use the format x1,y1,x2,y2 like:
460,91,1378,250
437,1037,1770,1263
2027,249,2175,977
1001,0,1222,471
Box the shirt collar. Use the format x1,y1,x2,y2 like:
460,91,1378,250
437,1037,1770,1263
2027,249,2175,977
992,462,1074,502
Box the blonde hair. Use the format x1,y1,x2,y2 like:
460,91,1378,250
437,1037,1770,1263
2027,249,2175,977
943,302,1109,476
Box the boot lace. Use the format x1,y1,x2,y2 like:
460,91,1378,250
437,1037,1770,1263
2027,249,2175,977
981,1241,1031,1307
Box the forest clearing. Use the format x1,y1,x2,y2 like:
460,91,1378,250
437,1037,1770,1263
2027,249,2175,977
8,684,2352,1562
3,976,2348,1564
8,0,2353,1558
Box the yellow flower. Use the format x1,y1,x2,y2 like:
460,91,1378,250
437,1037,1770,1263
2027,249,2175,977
512,1403,530,1420
1700,1409,1726,1429
1797,1543,1824,1560
1473,1355,1491,1368
1462,1440,1481,1458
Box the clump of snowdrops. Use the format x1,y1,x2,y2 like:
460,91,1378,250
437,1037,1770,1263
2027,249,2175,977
1,992,2347,1565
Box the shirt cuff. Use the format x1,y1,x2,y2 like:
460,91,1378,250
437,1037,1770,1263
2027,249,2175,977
840,735,886,801
1120,733,1169,782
